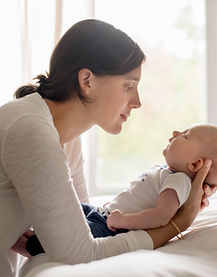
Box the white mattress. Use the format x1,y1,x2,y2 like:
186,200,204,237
19,195,217,277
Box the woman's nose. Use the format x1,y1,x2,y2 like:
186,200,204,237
132,100,141,109
129,90,141,109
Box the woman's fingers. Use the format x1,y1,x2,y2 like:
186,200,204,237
192,159,212,189
200,183,217,211
191,159,212,211
11,235,31,258
179,159,212,221
172,159,212,232
23,229,35,239
11,229,34,258
202,198,209,207
203,184,213,198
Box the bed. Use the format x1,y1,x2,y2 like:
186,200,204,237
18,194,217,277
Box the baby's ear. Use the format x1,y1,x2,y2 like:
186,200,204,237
187,158,203,172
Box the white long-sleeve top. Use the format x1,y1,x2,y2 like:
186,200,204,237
63,138,90,204
0,93,153,277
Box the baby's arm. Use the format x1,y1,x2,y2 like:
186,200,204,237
107,189,179,231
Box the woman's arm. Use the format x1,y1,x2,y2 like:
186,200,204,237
12,160,214,258
6,118,211,263
107,189,179,230
145,159,212,249
4,118,153,265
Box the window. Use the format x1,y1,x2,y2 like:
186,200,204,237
0,0,216,197
86,0,207,195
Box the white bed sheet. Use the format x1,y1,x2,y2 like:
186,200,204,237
19,195,217,277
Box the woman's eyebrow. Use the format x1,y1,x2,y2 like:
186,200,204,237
125,77,140,81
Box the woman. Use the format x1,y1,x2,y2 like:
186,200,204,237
0,19,213,277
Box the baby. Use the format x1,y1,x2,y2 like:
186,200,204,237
26,123,217,255
106,123,217,231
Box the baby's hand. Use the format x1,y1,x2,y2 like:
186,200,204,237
106,209,123,231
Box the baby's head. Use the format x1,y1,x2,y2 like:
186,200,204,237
163,123,217,185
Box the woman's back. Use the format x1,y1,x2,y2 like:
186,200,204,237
0,93,57,276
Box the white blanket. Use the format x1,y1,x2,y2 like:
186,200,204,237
19,195,217,277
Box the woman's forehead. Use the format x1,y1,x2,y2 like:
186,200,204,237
123,66,141,80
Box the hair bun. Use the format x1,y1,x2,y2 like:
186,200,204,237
14,85,38,99
34,74,48,96
35,74,48,86
14,74,48,99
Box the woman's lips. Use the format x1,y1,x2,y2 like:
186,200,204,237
120,114,128,121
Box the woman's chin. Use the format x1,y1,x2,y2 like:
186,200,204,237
104,125,122,135
108,128,122,135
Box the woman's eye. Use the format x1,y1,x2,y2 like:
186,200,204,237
124,83,134,91
125,86,133,91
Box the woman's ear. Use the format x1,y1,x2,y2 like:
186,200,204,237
77,68,93,96
187,158,204,172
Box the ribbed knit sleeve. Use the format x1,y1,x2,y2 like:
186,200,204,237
2,116,153,265
63,138,90,204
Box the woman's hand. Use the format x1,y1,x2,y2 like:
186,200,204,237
11,229,34,258
174,159,212,231
201,183,217,210
145,159,212,249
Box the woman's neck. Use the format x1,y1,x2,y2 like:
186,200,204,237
45,96,94,144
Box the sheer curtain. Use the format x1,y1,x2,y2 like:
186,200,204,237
0,0,97,198
1,1,217,198
0,0,95,105
206,0,217,124
0,0,54,105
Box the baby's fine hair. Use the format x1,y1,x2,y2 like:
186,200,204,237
199,124,217,185
199,124,217,157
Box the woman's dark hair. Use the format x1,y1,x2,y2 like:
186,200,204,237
14,19,145,102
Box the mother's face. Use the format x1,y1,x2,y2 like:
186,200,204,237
85,66,142,134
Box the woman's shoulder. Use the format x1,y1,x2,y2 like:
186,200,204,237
0,93,55,136
0,93,52,129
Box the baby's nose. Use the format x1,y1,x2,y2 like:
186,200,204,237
172,130,180,137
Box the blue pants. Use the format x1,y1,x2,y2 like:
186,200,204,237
26,203,128,256
81,203,128,238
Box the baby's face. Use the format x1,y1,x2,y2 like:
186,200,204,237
163,125,204,173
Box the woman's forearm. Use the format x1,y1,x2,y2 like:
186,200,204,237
145,221,179,249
